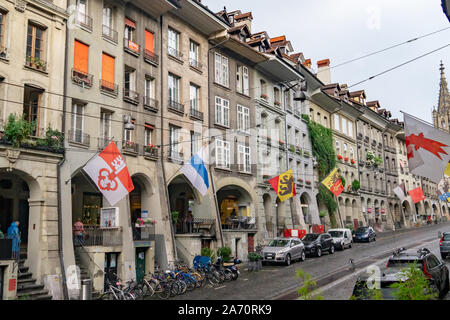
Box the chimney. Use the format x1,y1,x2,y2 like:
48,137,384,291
234,12,253,33
340,83,348,91
316,59,331,85
303,59,312,69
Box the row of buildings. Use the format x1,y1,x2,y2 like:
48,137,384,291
0,0,448,299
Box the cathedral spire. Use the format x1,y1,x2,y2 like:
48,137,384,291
438,60,450,113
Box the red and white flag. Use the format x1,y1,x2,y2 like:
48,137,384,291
408,187,425,204
404,113,450,183
83,142,134,206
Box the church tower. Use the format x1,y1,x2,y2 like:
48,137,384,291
433,61,450,132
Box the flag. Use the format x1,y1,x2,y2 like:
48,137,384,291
404,113,450,183
321,167,344,197
393,182,407,202
439,192,450,202
445,163,450,177
408,187,425,204
180,147,210,196
269,169,296,202
83,142,134,206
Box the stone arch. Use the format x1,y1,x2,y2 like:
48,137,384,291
344,198,351,224
263,193,273,238
300,192,311,224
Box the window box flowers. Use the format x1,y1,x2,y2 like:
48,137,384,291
305,180,312,185
144,144,158,153
260,93,268,100
344,157,349,162
125,140,136,149
279,140,285,145
136,218,157,227
351,159,356,165
337,154,343,160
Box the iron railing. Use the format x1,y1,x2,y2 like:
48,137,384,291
74,226,122,247
143,96,159,112
132,224,155,241
189,107,203,121
100,79,118,95
222,216,257,231
122,140,139,153
68,129,90,146
102,24,118,43
144,49,159,65
176,218,215,235
123,88,139,104
72,68,93,87
123,38,140,55
168,99,184,114
75,12,93,31
168,46,183,60
189,58,203,70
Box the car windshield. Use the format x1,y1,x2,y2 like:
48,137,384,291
268,240,290,247
386,259,422,269
303,234,319,241
329,231,343,237
356,227,368,233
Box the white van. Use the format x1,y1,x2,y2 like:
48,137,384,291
328,228,353,250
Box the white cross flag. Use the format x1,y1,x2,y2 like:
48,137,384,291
83,142,134,206
393,182,407,202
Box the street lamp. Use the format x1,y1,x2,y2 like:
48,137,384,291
123,114,135,131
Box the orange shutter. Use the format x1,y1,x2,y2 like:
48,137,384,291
101,53,115,85
145,30,154,52
74,40,89,74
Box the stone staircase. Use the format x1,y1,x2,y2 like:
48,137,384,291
74,249,101,299
16,255,52,300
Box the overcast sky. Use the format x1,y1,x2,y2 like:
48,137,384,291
205,0,450,123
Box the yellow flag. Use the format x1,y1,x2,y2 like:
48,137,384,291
445,163,450,177
268,169,296,202
321,168,344,197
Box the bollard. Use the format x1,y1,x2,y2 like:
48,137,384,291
81,279,92,300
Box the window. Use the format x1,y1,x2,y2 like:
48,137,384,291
73,40,90,82
216,139,230,169
168,28,180,58
144,124,153,146
350,146,354,159
236,65,249,95
169,125,181,157
26,23,45,67
335,140,340,152
215,53,229,87
348,121,353,138
274,88,280,105
237,105,250,133
295,130,300,146
124,18,139,53
71,102,84,143
260,80,267,98
344,143,348,156
124,67,136,93
102,4,116,41
191,131,201,156
100,110,112,140
145,77,155,99
215,96,229,127
285,90,292,110
238,145,251,173
334,114,340,131
342,117,347,135
23,85,43,136
189,40,200,68
0,10,6,50
123,119,136,143
190,83,199,111
168,73,180,103
103,5,112,28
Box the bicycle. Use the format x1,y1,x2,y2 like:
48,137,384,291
101,278,134,300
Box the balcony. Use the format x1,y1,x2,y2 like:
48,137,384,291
0,239,13,260
144,49,159,66
72,68,93,88
143,96,159,112
100,79,118,96
124,38,140,56
123,88,139,104
189,107,204,121
371,140,377,147
189,58,203,71
68,129,90,146
122,140,139,154
168,46,183,61
143,145,158,159
168,99,185,115
25,56,47,72
74,226,122,247
132,224,155,241
75,12,93,31
176,218,215,235
102,24,118,43
222,216,257,231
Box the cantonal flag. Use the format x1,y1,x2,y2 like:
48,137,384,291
408,187,425,204
321,167,344,197
83,142,134,206
269,169,296,202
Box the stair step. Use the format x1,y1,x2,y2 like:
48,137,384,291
18,272,33,279
19,266,29,273
17,283,44,292
17,289,49,298
34,294,53,300
18,278,36,285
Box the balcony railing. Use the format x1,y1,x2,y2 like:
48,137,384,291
25,56,47,72
100,79,118,95
123,88,139,104
72,68,93,87
123,38,140,55
168,46,183,60
189,58,203,70
168,99,185,114
143,145,158,158
144,96,159,112
68,129,90,146
122,140,139,154
74,226,122,247
132,224,155,241
222,216,257,231
75,12,93,31
176,218,215,235
144,49,159,65
169,149,184,162
102,24,118,43
189,107,204,121
0,239,13,260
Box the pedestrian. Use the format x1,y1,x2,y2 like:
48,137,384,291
7,221,21,260
0,224,4,239
186,209,193,233
73,218,85,246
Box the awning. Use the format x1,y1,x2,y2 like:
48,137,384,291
145,123,155,130
125,18,136,29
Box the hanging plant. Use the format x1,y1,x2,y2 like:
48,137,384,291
352,179,361,192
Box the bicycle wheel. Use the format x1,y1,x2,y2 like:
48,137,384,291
101,291,116,300
177,279,187,294
192,273,203,288
185,278,195,291
169,281,179,297
223,269,233,281
142,280,156,298
124,292,136,300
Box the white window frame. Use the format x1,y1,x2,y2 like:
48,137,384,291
144,126,153,146
348,121,353,138
191,131,201,157
215,139,230,169
190,83,199,111
238,144,251,173
215,52,229,87
334,114,340,131
189,40,199,63
71,103,84,134
169,125,180,155
168,27,179,55
237,104,250,133
100,111,112,139
145,77,155,99
168,73,180,103
215,96,229,127
342,117,348,135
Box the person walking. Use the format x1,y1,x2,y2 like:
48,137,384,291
186,209,193,233
7,221,21,260
73,218,85,246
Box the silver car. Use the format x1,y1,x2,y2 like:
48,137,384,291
261,237,306,266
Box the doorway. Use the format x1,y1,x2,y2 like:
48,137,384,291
0,266,4,300
135,248,146,283
104,252,119,290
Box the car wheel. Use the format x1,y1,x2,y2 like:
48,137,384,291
300,250,306,262
316,247,322,257
285,254,291,266
329,245,335,254
349,241,353,248
340,242,345,250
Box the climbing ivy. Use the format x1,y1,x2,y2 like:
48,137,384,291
302,114,338,227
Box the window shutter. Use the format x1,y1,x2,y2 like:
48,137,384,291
145,30,154,52
101,53,115,84
74,40,89,73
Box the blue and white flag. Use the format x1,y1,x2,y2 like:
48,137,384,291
180,147,210,196
439,192,450,202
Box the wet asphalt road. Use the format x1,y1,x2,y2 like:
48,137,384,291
165,222,450,300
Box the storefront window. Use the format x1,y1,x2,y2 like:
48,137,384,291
82,193,102,225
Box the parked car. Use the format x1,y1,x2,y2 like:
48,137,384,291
354,226,376,242
302,233,335,257
384,247,449,299
261,237,305,266
440,232,450,259
328,228,353,250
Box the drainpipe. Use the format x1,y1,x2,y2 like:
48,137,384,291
354,116,366,227
57,9,70,300
381,128,395,231
159,15,178,263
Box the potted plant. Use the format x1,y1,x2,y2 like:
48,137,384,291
298,177,304,183
351,159,356,165
260,93,268,100
290,145,296,153
171,211,179,225
306,179,311,185
296,148,302,156
4,114,34,148
125,140,135,150
248,252,262,271
274,101,281,106
279,139,285,145
217,247,232,263
144,144,158,154
351,179,361,192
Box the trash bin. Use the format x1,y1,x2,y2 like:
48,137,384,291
81,279,92,300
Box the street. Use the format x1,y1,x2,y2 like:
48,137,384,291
169,222,450,300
